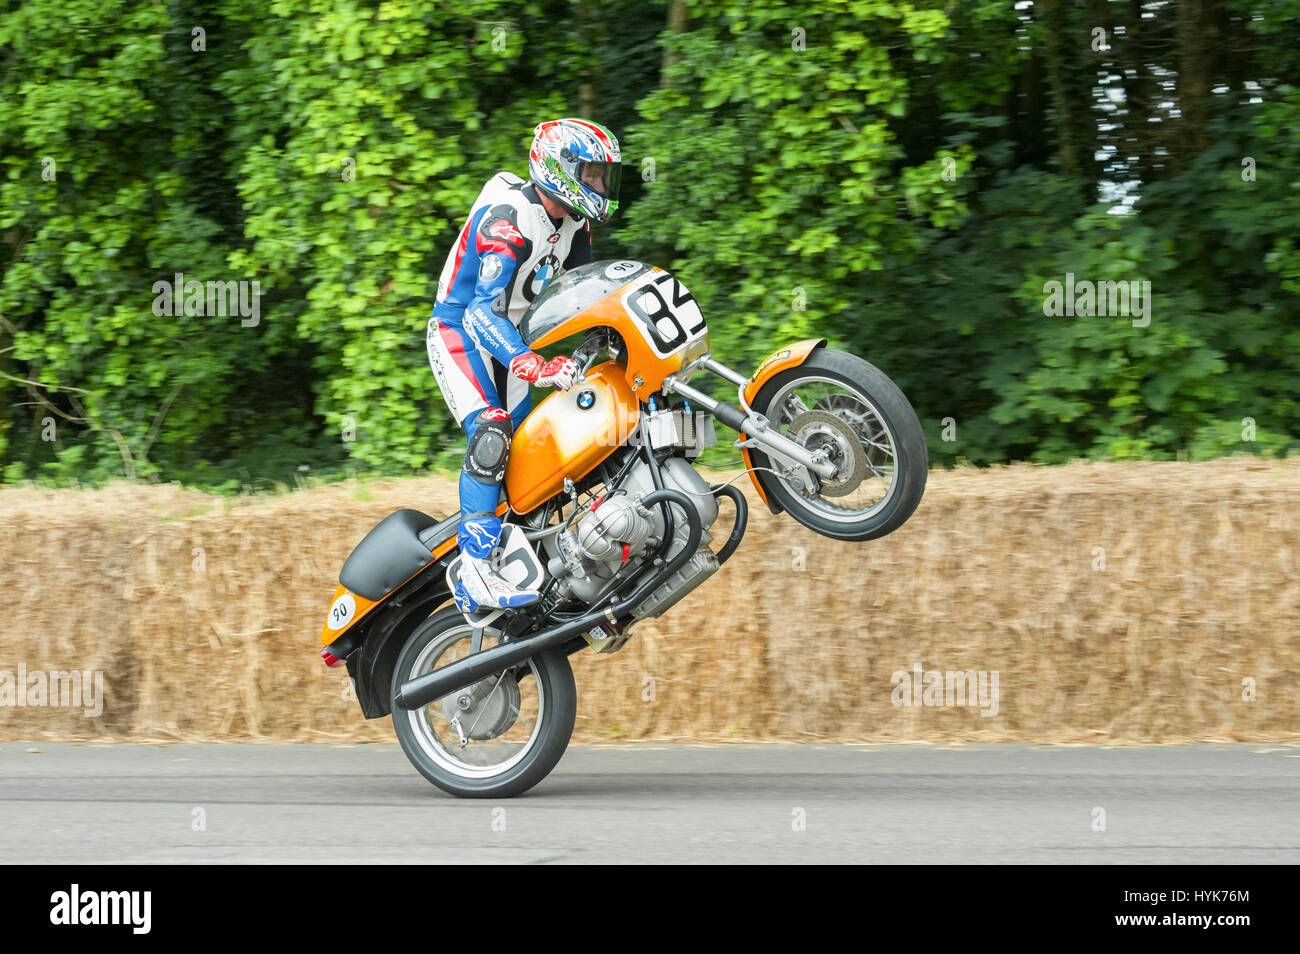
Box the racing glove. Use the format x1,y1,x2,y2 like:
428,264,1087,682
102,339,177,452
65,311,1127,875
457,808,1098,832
509,352,578,390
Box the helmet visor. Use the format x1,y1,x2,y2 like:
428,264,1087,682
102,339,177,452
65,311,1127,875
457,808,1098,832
578,160,621,200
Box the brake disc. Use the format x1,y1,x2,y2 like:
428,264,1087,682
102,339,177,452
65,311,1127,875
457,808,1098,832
787,409,868,498
441,674,521,741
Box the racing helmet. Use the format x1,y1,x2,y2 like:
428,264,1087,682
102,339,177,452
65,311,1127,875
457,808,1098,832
528,118,622,225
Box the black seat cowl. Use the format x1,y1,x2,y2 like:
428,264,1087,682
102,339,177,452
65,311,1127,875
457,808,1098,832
340,509,457,602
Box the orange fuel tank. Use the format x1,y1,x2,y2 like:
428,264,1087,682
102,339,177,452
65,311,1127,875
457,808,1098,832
505,360,641,514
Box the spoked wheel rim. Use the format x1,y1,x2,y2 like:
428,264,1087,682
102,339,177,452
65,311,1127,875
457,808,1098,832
764,374,901,524
404,623,545,779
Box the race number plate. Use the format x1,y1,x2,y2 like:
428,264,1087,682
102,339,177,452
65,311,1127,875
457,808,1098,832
619,270,707,358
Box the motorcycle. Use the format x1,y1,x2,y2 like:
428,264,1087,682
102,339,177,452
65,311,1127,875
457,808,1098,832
317,259,927,797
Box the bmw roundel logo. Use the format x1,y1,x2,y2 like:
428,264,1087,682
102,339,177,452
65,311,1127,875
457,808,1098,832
576,388,596,410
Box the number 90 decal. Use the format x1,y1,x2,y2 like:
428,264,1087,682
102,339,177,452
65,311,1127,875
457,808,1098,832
327,593,357,631
620,271,707,358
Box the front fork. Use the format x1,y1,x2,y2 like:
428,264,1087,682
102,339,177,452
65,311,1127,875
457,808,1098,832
661,354,837,494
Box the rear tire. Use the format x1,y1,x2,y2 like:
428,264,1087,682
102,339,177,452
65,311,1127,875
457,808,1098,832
391,607,576,798
749,348,927,541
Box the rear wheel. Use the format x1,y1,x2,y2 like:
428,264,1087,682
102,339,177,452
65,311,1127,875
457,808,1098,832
748,348,927,541
391,607,576,798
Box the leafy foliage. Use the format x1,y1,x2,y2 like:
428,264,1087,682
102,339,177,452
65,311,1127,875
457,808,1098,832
1,0,1296,489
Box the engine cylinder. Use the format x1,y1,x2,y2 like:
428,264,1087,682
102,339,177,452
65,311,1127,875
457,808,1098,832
577,496,652,561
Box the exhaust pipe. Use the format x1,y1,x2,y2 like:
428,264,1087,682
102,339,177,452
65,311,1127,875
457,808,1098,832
394,489,701,711
712,483,748,566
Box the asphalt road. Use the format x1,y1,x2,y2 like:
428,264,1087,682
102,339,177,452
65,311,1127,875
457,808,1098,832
1,742,1297,863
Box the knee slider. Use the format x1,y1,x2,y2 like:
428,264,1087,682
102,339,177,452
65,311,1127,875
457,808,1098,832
464,410,513,483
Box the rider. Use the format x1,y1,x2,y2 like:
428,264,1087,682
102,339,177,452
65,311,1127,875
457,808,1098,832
427,118,622,612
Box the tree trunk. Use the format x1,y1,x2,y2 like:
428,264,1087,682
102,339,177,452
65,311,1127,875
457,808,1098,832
662,1,688,88
1175,0,1216,159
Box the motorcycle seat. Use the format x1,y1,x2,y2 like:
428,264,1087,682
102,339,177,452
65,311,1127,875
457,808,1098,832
340,508,446,601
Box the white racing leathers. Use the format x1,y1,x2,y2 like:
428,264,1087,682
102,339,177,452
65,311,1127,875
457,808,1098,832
427,172,593,608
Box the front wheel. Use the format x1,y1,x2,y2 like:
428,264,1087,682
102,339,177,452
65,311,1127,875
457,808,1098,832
391,607,576,798
748,348,928,542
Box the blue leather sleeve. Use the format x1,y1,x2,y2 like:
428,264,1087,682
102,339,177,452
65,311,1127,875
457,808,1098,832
462,207,533,366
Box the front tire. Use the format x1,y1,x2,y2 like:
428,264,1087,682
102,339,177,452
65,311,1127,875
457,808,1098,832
391,607,577,798
749,348,928,541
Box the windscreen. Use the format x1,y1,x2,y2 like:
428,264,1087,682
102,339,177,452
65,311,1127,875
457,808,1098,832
519,260,651,346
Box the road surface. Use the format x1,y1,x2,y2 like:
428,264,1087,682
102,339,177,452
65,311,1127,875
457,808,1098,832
1,742,1297,863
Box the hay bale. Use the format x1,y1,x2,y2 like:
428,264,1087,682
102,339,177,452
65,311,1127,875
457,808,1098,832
2,460,1297,743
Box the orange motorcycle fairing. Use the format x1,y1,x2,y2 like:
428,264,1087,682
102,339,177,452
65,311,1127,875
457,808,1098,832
504,360,640,514
320,584,381,646
526,265,709,396
738,338,826,513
